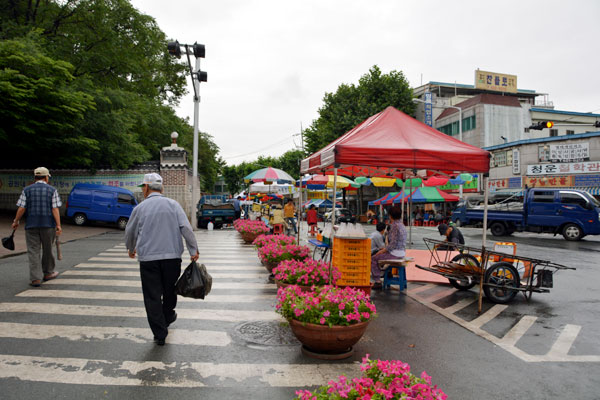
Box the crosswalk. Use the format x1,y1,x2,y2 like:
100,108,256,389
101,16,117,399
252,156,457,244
0,230,361,389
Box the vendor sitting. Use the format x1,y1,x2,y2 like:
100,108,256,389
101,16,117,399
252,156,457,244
369,222,387,256
435,223,465,250
371,206,407,290
269,204,286,233
306,204,318,229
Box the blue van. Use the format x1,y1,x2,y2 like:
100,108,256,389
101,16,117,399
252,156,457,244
66,183,138,230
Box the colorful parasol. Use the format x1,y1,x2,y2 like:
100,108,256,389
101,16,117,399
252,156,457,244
392,187,459,203
244,167,295,183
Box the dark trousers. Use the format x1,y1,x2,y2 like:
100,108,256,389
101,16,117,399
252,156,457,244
25,227,56,281
139,258,182,340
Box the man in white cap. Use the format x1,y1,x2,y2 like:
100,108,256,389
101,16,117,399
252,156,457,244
11,167,62,287
125,173,199,346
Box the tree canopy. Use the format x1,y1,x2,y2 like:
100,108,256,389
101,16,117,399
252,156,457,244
0,0,221,189
303,65,416,153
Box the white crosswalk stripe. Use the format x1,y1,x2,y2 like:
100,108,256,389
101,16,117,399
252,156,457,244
0,232,368,391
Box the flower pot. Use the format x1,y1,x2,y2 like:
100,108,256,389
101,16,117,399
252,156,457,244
263,260,279,273
275,280,314,293
240,231,259,244
288,318,370,359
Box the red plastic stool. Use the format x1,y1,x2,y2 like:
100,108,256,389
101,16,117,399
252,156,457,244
308,224,318,236
273,224,284,234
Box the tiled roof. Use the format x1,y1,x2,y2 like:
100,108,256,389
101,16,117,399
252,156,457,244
436,93,521,120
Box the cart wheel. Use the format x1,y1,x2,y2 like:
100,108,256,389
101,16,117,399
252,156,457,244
484,262,520,304
448,253,479,290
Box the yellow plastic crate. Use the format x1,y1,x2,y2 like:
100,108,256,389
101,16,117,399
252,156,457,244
337,275,370,286
333,238,371,253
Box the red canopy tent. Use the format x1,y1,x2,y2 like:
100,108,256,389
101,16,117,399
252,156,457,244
301,106,490,177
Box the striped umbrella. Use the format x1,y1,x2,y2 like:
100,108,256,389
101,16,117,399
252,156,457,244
244,167,295,183
392,187,459,203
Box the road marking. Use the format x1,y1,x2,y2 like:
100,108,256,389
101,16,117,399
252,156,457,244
406,289,600,362
417,288,456,303
547,324,581,357
0,322,230,346
16,290,274,303
89,257,137,262
443,297,477,314
406,283,435,295
0,354,359,387
61,270,268,279
97,253,257,258
74,263,266,271
499,316,537,346
469,304,508,329
0,303,280,322
43,279,275,289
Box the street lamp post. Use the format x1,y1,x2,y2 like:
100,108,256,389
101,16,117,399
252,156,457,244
413,98,464,198
167,40,207,229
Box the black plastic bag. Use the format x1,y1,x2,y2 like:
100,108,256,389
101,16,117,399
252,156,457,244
175,261,212,299
2,230,15,251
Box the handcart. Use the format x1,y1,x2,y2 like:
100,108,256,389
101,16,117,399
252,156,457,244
416,238,575,304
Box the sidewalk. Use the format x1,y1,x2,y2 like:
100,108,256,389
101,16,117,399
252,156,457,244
0,212,117,259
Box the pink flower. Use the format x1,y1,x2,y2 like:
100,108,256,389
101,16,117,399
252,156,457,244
319,317,325,325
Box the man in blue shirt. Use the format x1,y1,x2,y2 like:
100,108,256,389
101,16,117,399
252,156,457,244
125,173,199,346
11,167,62,287
233,196,242,220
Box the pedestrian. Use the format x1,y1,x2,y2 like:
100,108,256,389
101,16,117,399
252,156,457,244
11,167,62,287
233,196,242,220
370,206,407,289
125,173,199,346
370,222,387,255
284,198,297,235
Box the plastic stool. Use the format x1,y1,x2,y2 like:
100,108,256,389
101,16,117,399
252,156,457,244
378,259,409,291
273,224,284,234
308,224,318,236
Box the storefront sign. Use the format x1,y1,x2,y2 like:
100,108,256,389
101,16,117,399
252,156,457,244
573,174,600,186
424,92,433,127
489,179,508,191
508,177,522,189
549,143,589,163
512,149,520,174
0,173,145,195
527,161,600,175
525,175,572,188
307,191,327,200
475,69,517,93
439,178,479,193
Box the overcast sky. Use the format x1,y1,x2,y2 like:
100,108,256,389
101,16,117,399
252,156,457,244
130,0,600,164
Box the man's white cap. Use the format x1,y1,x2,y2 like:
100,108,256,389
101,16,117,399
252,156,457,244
34,167,51,177
138,173,163,187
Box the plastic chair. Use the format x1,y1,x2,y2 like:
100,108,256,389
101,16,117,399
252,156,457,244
378,259,408,291
273,224,284,234
308,224,318,236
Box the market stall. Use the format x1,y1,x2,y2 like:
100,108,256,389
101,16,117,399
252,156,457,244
301,106,492,309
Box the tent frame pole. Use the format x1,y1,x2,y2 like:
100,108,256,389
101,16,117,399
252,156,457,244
478,175,490,313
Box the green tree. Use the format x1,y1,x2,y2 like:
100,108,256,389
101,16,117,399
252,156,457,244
303,65,415,153
0,35,96,167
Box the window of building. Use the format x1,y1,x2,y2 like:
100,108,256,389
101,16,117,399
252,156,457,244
549,129,558,137
566,130,574,135
494,151,506,167
524,128,530,133
438,116,476,136
538,145,550,162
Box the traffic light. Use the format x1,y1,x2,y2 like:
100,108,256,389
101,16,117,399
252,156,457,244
529,121,554,130
193,43,205,58
196,71,208,82
167,41,181,58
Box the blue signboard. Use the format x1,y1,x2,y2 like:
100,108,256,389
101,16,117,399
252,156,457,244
424,92,433,127
574,174,600,186
507,177,522,189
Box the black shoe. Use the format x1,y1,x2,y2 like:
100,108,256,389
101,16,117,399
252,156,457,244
372,282,383,290
166,312,177,327
154,337,166,346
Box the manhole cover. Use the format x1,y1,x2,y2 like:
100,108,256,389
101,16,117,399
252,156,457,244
234,320,299,346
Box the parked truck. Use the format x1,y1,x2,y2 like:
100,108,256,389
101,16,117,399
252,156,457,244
197,195,236,229
451,188,600,241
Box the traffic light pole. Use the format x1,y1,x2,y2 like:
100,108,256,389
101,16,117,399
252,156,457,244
191,56,201,230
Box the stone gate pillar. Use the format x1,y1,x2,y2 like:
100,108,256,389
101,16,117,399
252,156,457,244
160,132,193,220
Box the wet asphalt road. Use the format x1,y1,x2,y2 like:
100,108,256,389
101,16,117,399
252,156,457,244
0,225,598,399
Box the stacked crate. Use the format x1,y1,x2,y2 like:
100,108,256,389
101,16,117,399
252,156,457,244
332,237,371,286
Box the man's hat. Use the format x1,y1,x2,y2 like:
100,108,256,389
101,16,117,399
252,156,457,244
437,223,449,236
138,173,163,187
34,167,51,177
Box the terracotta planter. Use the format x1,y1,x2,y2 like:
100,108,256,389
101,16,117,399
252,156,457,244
240,231,260,244
288,318,370,358
263,260,279,273
275,280,315,292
